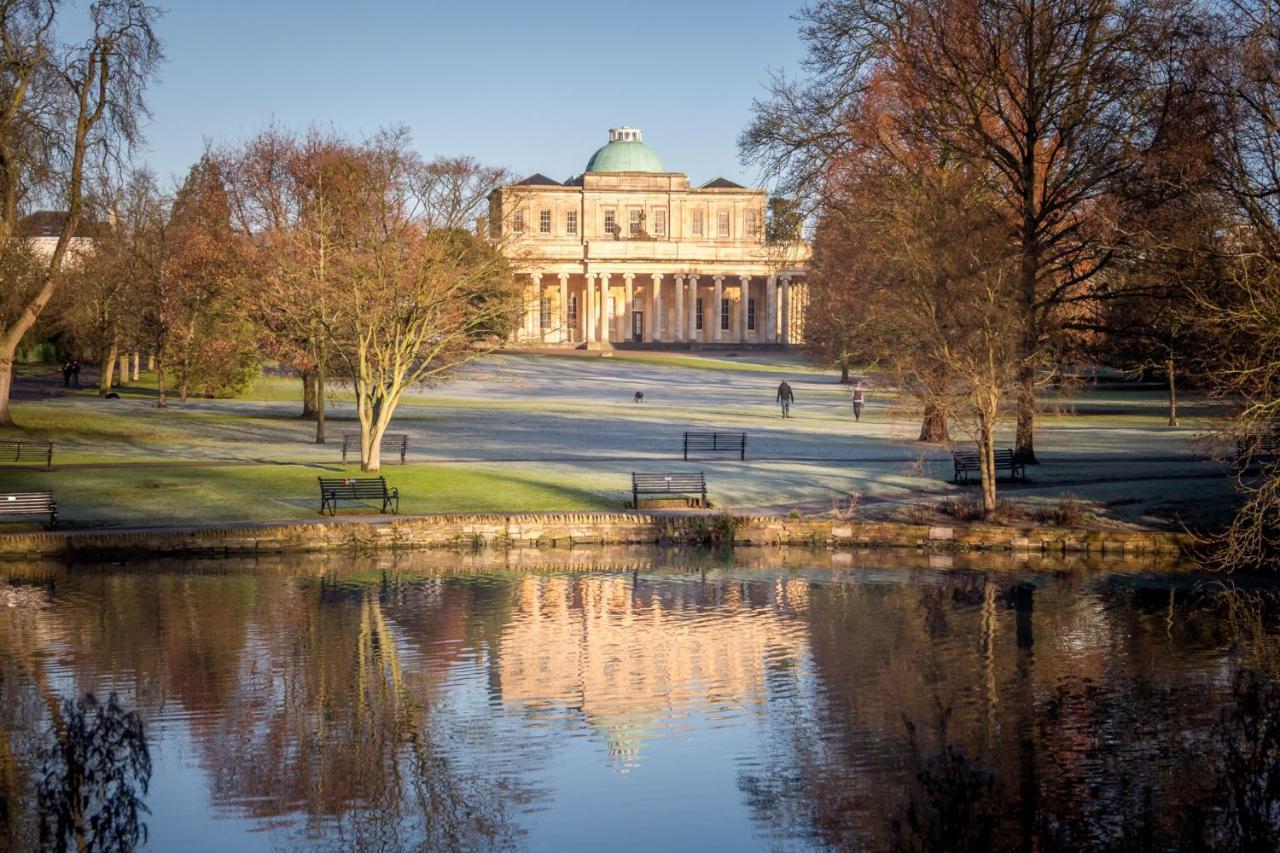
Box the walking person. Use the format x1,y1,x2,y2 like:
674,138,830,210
62,361,73,388
70,359,81,388
850,381,865,422
776,380,795,418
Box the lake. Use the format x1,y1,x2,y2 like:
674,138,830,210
1,547,1276,851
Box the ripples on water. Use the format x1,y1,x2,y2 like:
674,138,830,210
0,550,1277,851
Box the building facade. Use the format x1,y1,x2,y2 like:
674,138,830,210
488,128,809,348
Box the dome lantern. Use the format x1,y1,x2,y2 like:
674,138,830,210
585,127,665,173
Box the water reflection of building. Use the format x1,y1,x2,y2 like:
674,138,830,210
497,574,811,767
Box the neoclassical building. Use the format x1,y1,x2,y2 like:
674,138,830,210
489,127,809,348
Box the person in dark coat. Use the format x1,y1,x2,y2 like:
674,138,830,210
776,380,795,418
62,362,73,388
70,359,80,388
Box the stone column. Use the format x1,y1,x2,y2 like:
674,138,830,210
623,273,635,342
739,275,750,342
687,275,700,341
780,276,791,345
673,275,684,342
558,273,569,344
584,273,597,343
712,275,724,342
650,273,663,342
530,273,543,342
599,273,611,344
766,275,778,343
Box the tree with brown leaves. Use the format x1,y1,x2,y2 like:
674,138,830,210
0,0,161,424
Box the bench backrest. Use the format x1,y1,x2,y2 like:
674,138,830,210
341,433,408,447
684,431,746,445
0,491,54,514
632,473,706,491
953,448,1017,466
318,477,388,498
0,440,52,460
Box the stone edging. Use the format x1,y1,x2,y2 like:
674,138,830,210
0,512,1192,561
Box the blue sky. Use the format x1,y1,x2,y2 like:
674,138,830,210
138,0,809,189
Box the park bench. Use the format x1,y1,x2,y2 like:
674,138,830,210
0,491,57,527
951,448,1026,484
341,433,408,465
683,431,747,461
1234,434,1278,469
632,472,708,508
317,477,400,516
0,439,53,469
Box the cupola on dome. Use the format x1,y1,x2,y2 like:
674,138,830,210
585,127,665,173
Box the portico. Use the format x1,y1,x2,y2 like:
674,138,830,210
492,127,809,348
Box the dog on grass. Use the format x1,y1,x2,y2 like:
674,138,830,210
633,391,644,403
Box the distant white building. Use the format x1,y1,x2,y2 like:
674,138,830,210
489,128,809,348
15,210,100,262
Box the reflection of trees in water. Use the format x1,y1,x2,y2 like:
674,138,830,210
0,573,527,850
740,575,1280,851
37,692,151,852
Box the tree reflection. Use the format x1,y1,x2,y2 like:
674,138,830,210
740,573,1280,851
37,692,151,853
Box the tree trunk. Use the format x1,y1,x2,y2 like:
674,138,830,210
156,354,167,409
0,356,13,426
131,351,140,381
1015,370,1037,464
839,357,850,384
116,352,128,387
978,420,998,519
1166,355,1179,427
99,342,118,397
301,369,317,418
918,403,950,442
147,353,155,371
314,362,326,445
360,408,387,473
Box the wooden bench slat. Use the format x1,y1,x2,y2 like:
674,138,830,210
0,440,54,469
340,433,409,465
631,472,707,508
682,431,747,461
0,490,56,526
317,477,400,516
950,448,1025,484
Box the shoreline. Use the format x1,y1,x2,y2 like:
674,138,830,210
0,511,1193,562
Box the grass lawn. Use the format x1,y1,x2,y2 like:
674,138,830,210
0,352,1240,532
0,462,619,530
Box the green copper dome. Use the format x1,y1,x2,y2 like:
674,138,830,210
585,127,665,173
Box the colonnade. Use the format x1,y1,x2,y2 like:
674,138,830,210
518,271,802,346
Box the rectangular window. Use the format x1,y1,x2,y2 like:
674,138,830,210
603,209,617,236
653,209,667,237
513,209,525,234
696,298,704,331
540,297,552,330
692,210,704,237
566,210,578,235
720,298,730,331
629,209,643,236
748,298,757,331
717,210,730,238
568,294,578,327
745,210,759,237
539,210,551,234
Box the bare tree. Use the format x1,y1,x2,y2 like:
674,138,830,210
742,0,1196,462
820,157,1024,516
232,129,519,469
1183,0,1280,568
0,0,161,424
321,132,519,471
